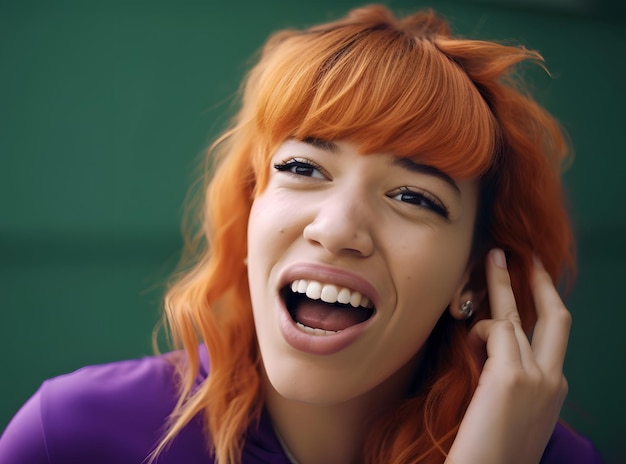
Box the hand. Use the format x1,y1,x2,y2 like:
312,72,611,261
446,249,571,464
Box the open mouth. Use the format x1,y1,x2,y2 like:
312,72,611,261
281,279,376,335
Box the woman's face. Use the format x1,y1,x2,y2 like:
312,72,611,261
247,139,478,405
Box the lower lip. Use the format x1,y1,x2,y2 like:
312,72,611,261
279,302,372,355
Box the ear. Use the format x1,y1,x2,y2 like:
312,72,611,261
448,269,476,321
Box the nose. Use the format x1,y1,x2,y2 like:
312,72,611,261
302,194,375,257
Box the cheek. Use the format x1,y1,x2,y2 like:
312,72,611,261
248,198,282,267
247,200,281,357
392,227,473,308
248,195,282,252
247,190,313,264
246,193,303,303
247,198,275,287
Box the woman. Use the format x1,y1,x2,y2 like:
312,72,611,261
0,5,602,463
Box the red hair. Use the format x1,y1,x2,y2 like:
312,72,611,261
156,5,575,463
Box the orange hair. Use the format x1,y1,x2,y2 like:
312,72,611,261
156,5,575,463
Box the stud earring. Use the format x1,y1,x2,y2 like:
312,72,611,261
459,300,474,319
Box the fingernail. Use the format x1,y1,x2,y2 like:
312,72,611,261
492,249,507,269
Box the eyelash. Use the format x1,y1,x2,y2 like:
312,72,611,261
273,158,326,178
387,187,450,219
273,158,450,219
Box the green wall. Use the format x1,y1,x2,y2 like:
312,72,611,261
1,1,624,462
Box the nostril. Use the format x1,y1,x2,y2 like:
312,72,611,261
303,218,374,257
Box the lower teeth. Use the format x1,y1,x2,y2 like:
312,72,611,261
295,322,341,336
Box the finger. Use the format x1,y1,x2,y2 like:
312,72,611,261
486,249,535,363
486,249,521,324
530,256,571,371
469,319,523,367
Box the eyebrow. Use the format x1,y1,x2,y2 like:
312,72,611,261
301,137,339,153
300,137,460,194
392,157,461,194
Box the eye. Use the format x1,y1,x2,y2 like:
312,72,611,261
388,187,450,219
274,158,327,179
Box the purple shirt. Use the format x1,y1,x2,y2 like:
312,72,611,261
0,347,602,463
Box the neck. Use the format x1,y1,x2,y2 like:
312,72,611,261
264,360,417,464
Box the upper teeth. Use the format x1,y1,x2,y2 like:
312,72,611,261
290,279,373,309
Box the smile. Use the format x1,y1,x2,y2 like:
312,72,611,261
282,279,376,335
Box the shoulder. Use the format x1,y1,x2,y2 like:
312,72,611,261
40,352,181,421
39,353,181,446
541,421,603,463
0,349,211,464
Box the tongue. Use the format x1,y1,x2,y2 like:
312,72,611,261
293,300,371,332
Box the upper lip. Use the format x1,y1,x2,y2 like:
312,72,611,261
278,263,380,309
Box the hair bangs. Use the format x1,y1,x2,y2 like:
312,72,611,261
251,23,498,179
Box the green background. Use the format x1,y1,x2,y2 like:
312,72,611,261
1,0,624,462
